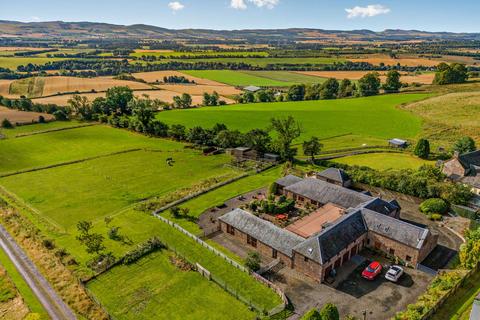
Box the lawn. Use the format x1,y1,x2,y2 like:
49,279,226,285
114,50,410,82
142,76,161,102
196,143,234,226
0,120,91,138
181,70,292,87
241,71,327,85
0,125,185,175
158,94,429,145
87,250,256,320
0,149,239,230
0,57,66,70
332,152,435,170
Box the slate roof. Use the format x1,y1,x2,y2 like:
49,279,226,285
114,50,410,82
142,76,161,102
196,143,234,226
276,175,304,188
293,210,367,264
316,168,351,184
470,293,480,320
361,208,430,249
459,150,480,169
360,197,400,216
389,138,408,146
243,85,261,92
218,208,304,257
284,178,372,209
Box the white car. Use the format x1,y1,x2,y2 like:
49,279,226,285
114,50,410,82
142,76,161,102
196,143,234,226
385,265,404,282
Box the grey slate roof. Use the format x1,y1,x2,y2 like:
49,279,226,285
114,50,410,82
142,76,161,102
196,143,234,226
459,150,480,169
244,85,261,92
285,178,372,209
276,175,304,188
293,210,367,264
316,168,350,184
361,208,430,249
389,138,407,146
360,197,400,216
218,208,304,257
470,293,480,320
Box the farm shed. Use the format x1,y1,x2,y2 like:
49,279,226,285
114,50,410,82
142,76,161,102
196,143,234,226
243,85,261,93
388,138,408,148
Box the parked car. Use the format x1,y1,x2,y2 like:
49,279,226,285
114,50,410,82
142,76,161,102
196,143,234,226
362,261,382,280
385,265,404,282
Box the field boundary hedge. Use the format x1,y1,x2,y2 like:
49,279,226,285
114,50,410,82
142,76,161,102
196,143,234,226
0,148,142,178
14,123,97,138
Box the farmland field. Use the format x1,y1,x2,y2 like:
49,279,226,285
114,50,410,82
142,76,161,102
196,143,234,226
158,93,429,145
240,71,328,84
87,250,256,320
181,70,293,86
348,54,442,67
295,71,435,84
131,50,269,58
132,70,226,86
0,57,67,70
332,153,434,170
0,106,53,125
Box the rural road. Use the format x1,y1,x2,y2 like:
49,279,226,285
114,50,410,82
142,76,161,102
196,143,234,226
0,224,77,320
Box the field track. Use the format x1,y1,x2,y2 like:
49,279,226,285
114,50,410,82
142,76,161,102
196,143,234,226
0,224,77,320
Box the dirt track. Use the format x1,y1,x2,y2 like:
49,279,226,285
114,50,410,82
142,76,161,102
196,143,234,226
0,224,77,320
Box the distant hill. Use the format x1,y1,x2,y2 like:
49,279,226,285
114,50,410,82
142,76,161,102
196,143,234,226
1,20,480,42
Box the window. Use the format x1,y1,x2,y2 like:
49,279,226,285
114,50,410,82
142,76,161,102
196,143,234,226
272,249,277,259
389,248,395,255
406,255,412,262
366,239,371,246
298,196,305,202
304,256,309,262
226,225,235,235
247,235,257,248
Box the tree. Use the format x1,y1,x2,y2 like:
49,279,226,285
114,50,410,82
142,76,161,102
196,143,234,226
203,92,219,106
244,129,271,153
419,198,448,215
303,136,323,162
319,78,339,99
1,118,13,129
173,93,192,109
286,84,306,101
68,95,93,120
300,308,321,320
129,97,156,129
168,124,186,140
433,63,469,85
304,84,321,100
383,70,402,93
453,136,476,154
76,220,105,256
270,116,301,161
338,79,354,98
414,139,430,159
254,90,275,103
460,227,480,269
105,86,134,115
53,110,69,121
358,72,381,96
245,251,261,272
319,303,339,320
214,130,244,148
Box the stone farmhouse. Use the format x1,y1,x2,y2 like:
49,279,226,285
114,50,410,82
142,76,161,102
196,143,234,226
442,150,480,195
218,169,438,283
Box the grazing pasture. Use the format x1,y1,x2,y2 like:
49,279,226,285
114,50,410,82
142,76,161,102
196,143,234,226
0,57,66,70
182,70,293,87
158,94,428,144
0,106,53,125
87,250,256,320
333,153,434,170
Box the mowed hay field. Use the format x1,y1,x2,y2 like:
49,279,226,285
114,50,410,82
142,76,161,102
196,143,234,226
0,106,54,124
349,54,442,67
333,153,435,170
295,71,435,84
0,80,15,98
87,250,255,320
182,70,293,87
158,94,429,144
402,91,480,146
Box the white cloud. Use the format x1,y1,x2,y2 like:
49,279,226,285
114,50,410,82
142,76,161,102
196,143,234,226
168,1,185,12
231,0,279,10
345,4,390,19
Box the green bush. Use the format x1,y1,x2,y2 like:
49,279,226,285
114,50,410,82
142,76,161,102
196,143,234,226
245,251,261,272
121,237,165,265
429,213,443,221
1,118,13,129
319,303,339,320
300,308,321,320
419,198,448,215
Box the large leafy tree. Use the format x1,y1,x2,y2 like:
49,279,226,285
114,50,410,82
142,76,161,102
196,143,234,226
270,116,301,161
383,70,402,93
244,129,271,153
105,86,134,115
319,78,339,99
433,63,469,85
303,136,323,161
358,72,381,96
286,84,306,101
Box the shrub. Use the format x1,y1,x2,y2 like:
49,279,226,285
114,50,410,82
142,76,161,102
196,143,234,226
38,115,46,123
42,239,55,250
1,118,13,128
453,136,476,154
419,198,448,215
414,139,430,159
121,237,165,265
319,303,340,320
245,251,261,272
300,308,321,320
429,213,443,221
53,110,69,121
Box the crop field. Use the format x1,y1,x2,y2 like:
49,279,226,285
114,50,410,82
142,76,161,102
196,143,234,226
158,93,429,145
295,71,435,84
332,153,434,170
349,54,442,67
240,71,327,85
131,50,269,58
0,80,15,98
8,76,154,98
132,71,226,86
156,83,241,96
87,250,256,320
0,57,67,70
402,91,480,147
181,70,293,87
0,106,54,125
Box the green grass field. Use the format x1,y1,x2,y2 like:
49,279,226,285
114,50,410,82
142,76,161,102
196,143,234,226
182,70,293,86
87,250,256,320
0,120,91,138
332,152,435,170
131,50,269,58
0,57,66,70
158,94,429,146
241,71,327,84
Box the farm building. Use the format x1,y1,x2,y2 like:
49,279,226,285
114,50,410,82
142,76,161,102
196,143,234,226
229,147,279,163
388,138,408,148
314,168,352,187
218,170,438,283
243,85,261,93
442,150,480,195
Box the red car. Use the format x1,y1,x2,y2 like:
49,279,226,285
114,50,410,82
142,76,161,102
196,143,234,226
362,261,382,280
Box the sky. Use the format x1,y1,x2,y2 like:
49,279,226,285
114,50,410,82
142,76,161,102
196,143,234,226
0,0,479,32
